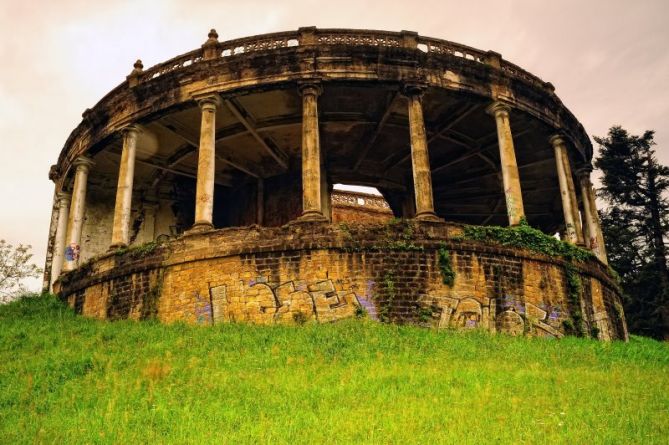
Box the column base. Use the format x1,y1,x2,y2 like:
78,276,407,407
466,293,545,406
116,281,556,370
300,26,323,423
109,242,128,252
414,211,444,223
188,221,214,233
296,211,329,223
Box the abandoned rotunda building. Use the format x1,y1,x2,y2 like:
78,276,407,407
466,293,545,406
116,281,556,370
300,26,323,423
44,27,628,340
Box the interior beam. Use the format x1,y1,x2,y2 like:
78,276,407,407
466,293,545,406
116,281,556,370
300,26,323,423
353,91,399,171
224,99,289,170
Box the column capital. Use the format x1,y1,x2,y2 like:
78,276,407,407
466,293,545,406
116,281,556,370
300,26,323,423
401,82,427,98
56,192,72,207
193,93,222,110
122,123,143,136
73,156,95,172
549,134,567,148
576,164,594,178
298,81,322,97
486,100,511,117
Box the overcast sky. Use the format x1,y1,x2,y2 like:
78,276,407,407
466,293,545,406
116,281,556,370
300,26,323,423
1,0,668,291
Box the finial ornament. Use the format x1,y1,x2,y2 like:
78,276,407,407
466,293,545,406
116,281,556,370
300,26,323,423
202,29,221,60
127,59,144,87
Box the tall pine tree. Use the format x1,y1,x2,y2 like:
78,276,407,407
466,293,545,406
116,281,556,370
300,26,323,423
594,126,669,339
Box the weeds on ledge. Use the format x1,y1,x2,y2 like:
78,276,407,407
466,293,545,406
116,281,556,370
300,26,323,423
114,241,161,259
458,218,595,263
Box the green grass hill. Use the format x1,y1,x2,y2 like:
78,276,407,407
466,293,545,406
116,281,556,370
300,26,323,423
1,295,668,444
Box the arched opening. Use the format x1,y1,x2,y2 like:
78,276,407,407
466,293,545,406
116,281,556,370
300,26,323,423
331,184,393,223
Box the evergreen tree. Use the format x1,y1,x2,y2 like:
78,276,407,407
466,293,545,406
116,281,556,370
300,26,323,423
594,126,669,339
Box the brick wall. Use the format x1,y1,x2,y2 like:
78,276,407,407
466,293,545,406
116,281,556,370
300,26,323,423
55,221,628,340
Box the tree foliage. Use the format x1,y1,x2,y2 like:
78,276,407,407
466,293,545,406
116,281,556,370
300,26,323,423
594,126,669,339
0,239,42,303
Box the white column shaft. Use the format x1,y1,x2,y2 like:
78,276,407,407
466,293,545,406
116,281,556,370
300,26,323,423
193,97,219,229
406,91,438,220
299,84,325,220
63,158,93,271
489,102,525,225
50,193,71,289
554,143,578,243
580,174,608,264
110,127,139,247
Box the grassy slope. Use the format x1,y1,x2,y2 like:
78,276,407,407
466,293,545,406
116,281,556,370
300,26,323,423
0,296,667,444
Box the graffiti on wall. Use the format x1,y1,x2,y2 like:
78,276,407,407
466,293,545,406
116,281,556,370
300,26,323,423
64,243,80,262
205,277,374,325
426,294,567,337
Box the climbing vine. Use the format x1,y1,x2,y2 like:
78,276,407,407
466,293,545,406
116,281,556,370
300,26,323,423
459,218,594,263
563,264,586,337
378,269,397,322
459,219,603,338
140,272,164,321
378,218,424,251
437,244,455,286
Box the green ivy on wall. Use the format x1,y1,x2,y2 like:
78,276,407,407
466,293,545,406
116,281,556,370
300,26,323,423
437,244,455,286
459,218,595,263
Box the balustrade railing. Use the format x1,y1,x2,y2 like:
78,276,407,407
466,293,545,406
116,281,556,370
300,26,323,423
139,49,203,82
416,36,486,62
134,28,548,90
315,28,403,47
332,191,391,210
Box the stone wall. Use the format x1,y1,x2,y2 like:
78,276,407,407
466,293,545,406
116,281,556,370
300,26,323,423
55,221,628,340
331,190,394,223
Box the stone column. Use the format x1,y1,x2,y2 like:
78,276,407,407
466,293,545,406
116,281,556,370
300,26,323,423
298,82,327,221
192,95,221,231
49,192,71,289
550,135,584,244
403,85,440,221
63,157,94,272
581,199,592,248
487,101,525,225
142,202,158,243
110,125,140,248
256,178,264,225
42,190,59,291
578,167,608,264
